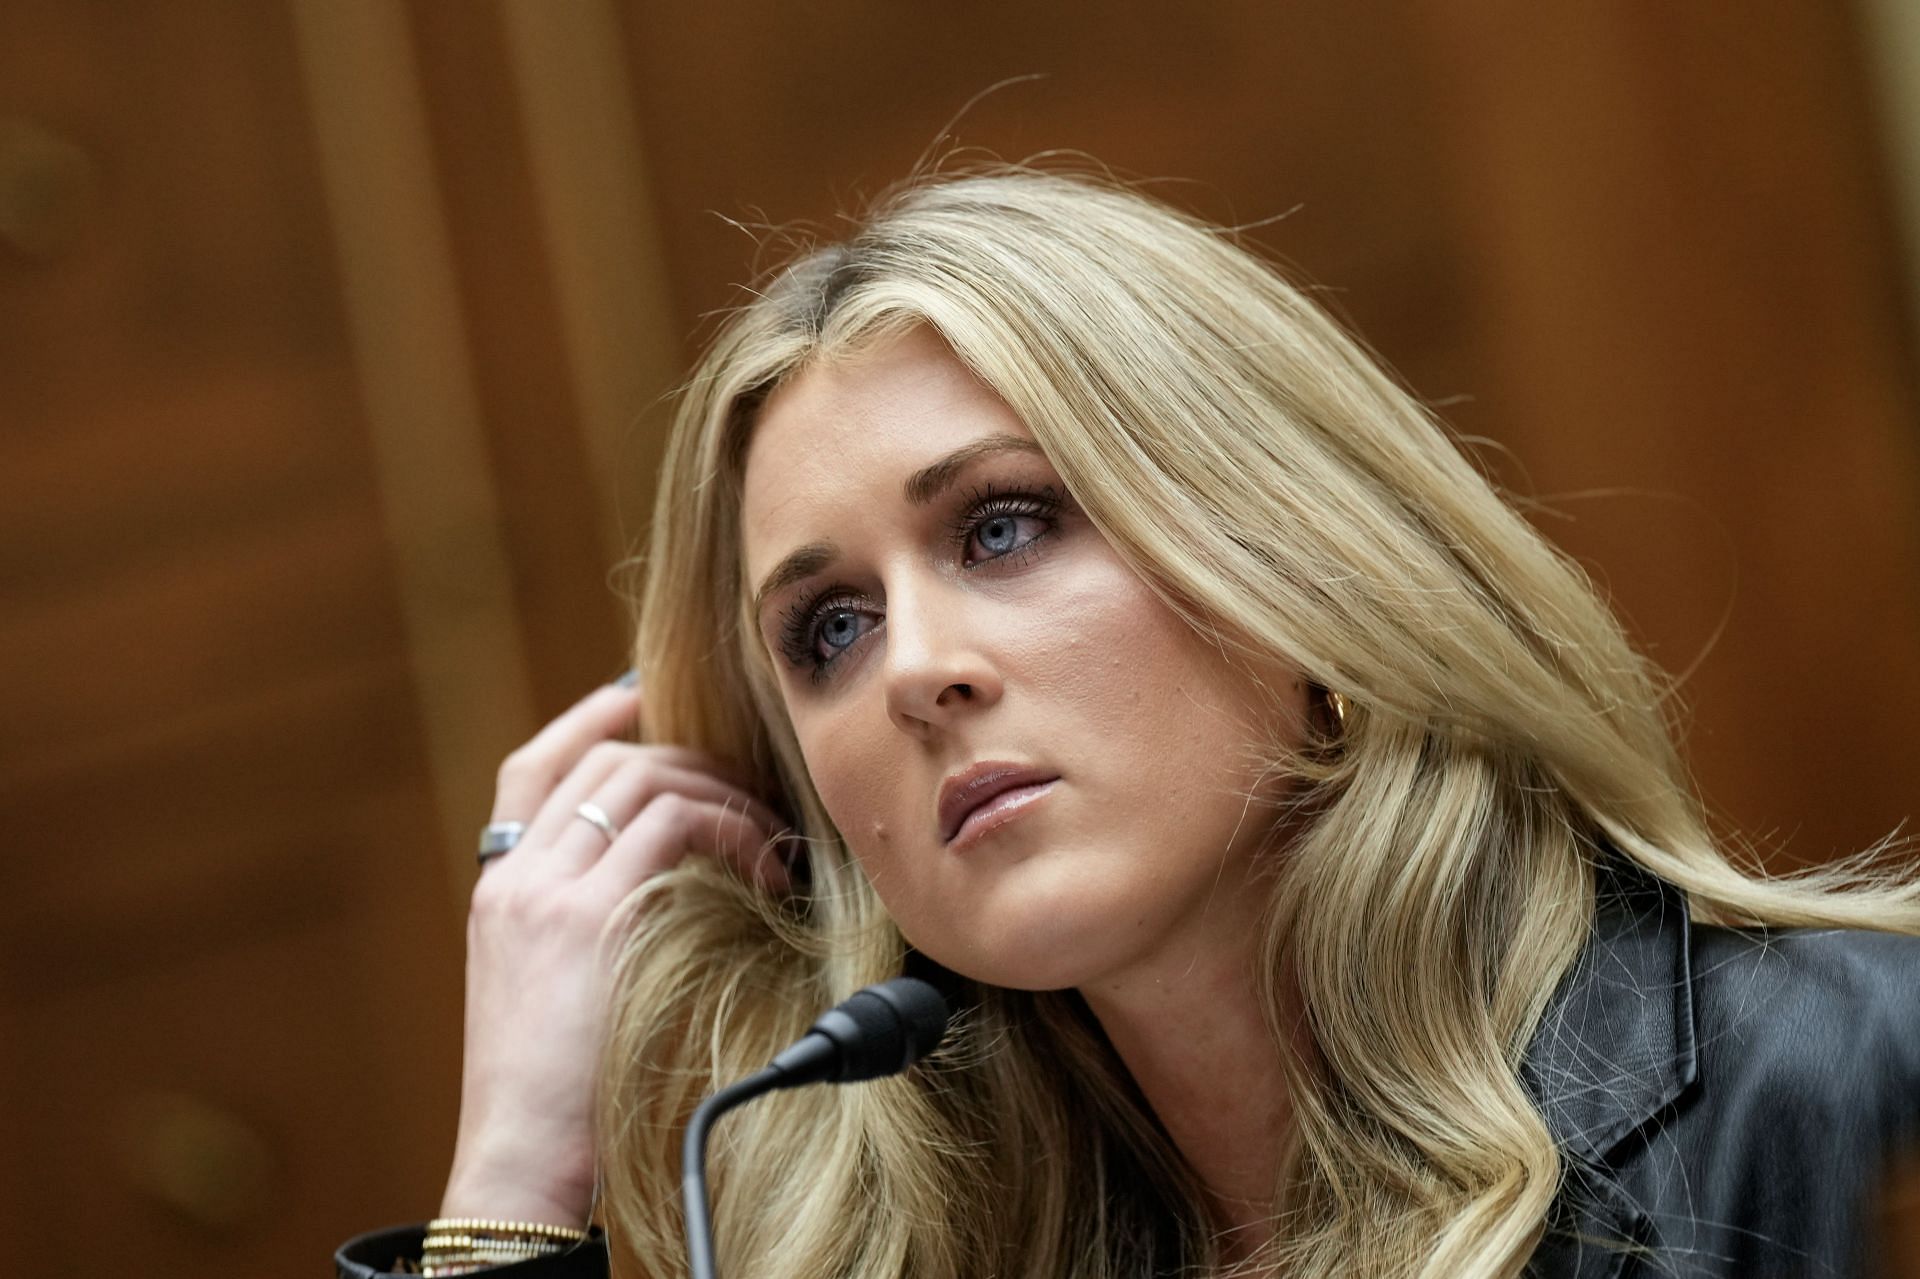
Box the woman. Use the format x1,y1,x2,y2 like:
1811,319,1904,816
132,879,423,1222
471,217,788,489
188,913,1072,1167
337,166,1920,1278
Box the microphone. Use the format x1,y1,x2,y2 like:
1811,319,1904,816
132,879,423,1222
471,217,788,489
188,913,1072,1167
682,976,951,1279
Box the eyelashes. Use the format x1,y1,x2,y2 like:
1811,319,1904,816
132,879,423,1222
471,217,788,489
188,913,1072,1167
776,481,1065,683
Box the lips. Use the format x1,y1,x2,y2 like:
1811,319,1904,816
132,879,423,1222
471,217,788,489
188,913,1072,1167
937,762,1060,844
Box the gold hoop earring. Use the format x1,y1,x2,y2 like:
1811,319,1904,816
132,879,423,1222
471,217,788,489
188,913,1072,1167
1326,690,1349,735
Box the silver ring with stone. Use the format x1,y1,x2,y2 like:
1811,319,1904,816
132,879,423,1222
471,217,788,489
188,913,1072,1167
477,821,525,866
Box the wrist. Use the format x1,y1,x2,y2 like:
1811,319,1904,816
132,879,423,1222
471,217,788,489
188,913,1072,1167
438,1178,594,1231
441,1145,596,1229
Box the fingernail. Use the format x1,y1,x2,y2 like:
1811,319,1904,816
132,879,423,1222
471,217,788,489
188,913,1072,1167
615,668,638,688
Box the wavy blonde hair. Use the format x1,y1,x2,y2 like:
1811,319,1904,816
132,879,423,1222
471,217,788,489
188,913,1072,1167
598,164,1920,1279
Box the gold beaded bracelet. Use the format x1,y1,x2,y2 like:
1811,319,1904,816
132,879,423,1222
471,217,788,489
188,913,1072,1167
421,1243,567,1275
418,1217,590,1276
429,1218,590,1242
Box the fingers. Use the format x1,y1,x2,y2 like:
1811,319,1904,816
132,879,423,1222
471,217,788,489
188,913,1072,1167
492,683,643,824
495,683,756,810
588,792,792,897
525,750,785,880
492,681,759,827
483,678,792,896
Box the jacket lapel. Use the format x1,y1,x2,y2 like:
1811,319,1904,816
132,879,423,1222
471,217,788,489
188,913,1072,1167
1518,851,1698,1277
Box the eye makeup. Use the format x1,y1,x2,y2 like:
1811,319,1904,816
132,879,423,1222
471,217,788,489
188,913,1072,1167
774,480,1069,684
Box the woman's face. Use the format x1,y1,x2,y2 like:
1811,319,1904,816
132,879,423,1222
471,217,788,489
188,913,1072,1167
740,325,1310,993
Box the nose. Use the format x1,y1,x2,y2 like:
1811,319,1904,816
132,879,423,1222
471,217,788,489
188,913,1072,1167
882,575,1002,736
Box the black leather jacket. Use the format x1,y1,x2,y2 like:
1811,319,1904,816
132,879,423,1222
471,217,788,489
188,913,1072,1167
1523,854,1920,1276
337,855,1920,1277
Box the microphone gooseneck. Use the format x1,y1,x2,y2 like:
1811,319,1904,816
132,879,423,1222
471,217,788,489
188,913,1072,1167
681,976,951,1279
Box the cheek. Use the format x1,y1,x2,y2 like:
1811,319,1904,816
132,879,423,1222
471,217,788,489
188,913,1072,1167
1043,565,1287,814
1029,563,1210,741
796,709,908,862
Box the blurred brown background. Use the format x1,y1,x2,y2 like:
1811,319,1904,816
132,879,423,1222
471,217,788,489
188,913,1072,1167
4,1,1920,1274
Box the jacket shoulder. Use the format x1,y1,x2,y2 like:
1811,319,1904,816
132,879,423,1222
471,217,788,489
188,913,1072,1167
1618,924,1920,1276
1688,922,1920,1134
1524,855,1920,1278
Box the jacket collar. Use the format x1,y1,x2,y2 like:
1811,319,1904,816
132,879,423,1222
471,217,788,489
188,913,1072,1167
1516,848,1698,1275
1520,848,1699,1160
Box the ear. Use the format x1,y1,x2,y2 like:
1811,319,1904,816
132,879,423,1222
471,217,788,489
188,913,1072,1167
1306,683,1340,740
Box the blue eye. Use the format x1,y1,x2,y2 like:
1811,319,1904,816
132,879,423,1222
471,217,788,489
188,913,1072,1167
777,484,1064,684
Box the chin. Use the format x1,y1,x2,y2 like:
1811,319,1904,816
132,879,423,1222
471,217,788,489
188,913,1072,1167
890,864,1151,993
925,944,1099,994
920,950,1099,994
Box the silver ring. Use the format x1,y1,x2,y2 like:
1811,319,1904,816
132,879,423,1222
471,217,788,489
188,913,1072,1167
477,821,525,866
573,801,621,845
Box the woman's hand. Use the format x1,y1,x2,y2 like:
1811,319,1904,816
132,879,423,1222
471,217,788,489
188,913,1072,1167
438,679,790,1228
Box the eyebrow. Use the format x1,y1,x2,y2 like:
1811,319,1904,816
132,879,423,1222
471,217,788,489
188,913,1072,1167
750,433,1046,624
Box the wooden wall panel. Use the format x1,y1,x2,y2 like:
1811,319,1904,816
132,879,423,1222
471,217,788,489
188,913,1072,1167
405,0,629,708
613,0,1476,406
288,0,542,880
1413,1,1920,866
492,0,685,582
0,1,491,1271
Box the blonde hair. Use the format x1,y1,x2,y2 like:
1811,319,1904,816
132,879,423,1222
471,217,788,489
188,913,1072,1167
599,163,1920,1279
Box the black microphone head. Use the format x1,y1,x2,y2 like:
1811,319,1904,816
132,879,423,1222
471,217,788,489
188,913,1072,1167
809,976,950,1082
864,975,951,1066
